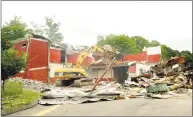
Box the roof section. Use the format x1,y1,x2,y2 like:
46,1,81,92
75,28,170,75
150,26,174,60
13,34,50,43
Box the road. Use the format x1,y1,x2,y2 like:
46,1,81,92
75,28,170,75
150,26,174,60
8,97,192,116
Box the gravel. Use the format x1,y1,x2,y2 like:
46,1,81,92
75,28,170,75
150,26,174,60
9,77,55,92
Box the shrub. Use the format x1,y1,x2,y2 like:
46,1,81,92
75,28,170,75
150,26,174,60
2,80,23,96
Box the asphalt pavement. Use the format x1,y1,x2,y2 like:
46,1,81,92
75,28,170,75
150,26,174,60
8,97,192,116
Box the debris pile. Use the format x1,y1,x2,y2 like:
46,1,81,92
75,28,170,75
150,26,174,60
39,82,124,105
125,56,193,99
38,56,192,105
9,77,54,91
9,57,192,105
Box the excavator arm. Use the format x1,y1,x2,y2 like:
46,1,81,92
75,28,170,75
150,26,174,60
75,45,105,68
75,45,123,68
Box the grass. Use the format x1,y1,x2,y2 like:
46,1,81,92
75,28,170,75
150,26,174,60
1,80,40,113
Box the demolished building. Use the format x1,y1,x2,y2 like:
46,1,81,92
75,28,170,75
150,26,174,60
12,35,163,85
12,36,93,84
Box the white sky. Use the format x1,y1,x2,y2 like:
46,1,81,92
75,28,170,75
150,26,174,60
2,1,192,52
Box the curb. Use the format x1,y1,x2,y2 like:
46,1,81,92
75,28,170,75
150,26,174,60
1,99,39,116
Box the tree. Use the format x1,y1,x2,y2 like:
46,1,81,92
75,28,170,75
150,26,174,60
2,16,28,41
149,40,161,47
161,45,175,60
1,37,13,51
29,16,64,44
1,17,28,90
44,16,64,43
28,22,45,36
180,50,193,66
2,49,27,78
97,35,105,42
131,36,149,51
1,48,27,90
97,34,140,54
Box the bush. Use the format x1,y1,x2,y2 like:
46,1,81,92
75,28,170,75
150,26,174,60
1,81,40,113
2,80,23,96
1,48,27,85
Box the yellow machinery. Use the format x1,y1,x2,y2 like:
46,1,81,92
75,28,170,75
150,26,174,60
54,67,90,87
54,45,123,87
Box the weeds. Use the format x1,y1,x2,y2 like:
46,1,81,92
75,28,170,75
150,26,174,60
1,80,40,113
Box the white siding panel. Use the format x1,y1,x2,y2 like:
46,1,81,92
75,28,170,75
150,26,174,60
49,63,64,77
147,46,161,55
136,63,152,76
87,68,113,79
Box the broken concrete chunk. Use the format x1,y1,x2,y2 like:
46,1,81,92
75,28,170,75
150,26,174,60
146,83,169,93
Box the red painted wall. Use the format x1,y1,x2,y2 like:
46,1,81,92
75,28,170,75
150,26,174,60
13,38,49,83
50,49,61,63
123,51,161,63
147,54,161,63
13,40,28,55
27,39,48,69
128,66,136,73
12,72,25,78
123,51,147,62
67,53,78,64
27,68,48,83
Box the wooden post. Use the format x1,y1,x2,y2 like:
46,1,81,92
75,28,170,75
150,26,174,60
90,57,116,92
97,68,99,79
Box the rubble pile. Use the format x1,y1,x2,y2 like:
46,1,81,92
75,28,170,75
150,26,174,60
124,56,193,99
9,77,55,91
39,83,123,105
38,56,192,105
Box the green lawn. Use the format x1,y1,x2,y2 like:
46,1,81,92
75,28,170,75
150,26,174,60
1,80,40,113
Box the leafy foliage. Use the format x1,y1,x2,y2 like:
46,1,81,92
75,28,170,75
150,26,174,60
132,36,149,51
180,50,193,66
1,49,27,77
30,16,64,44
149,40,161,47
28,22,45,36
2,16,28,41
97,34,140,54
2,80,23,96
1,37,13,51
2,81,40,113
44,16,64,42
1,16,28,83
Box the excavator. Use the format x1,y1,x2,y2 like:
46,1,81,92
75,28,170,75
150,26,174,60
54,45,123,87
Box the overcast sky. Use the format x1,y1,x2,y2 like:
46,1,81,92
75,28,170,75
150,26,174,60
2,1,192,52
